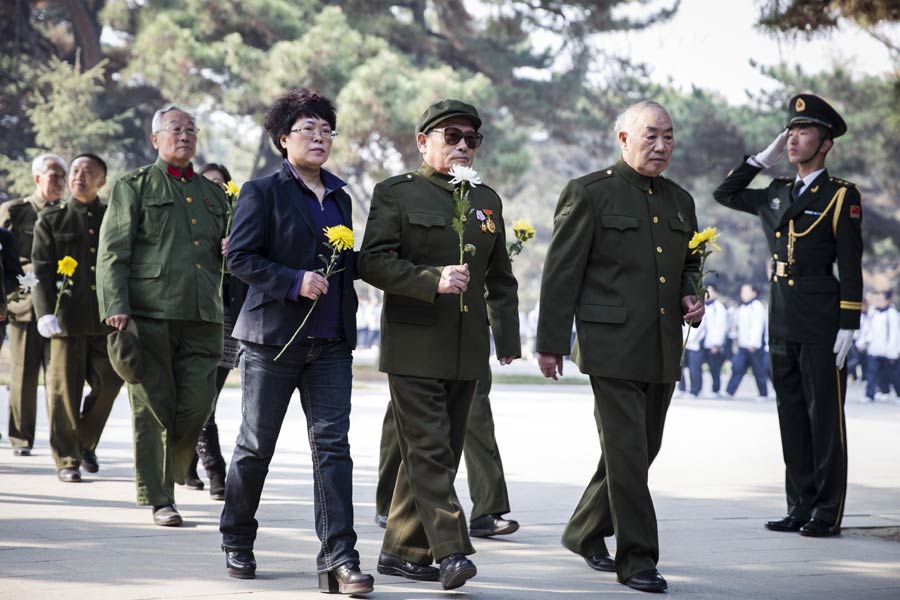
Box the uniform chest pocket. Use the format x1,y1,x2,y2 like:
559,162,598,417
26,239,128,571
55,232,79,249
668,218,691,234
601,215,639,231
203,197,226,217
141,196,173,241
408,212,446,228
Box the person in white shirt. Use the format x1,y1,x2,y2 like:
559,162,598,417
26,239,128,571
726,284,769,400
702,284,730,397
677,318,706,397
859,290,900,401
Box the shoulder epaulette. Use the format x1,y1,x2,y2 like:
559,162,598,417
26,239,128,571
385,173,417,187
661,175,692,198
125,166,151,182
829,176,856,187
773,176,793,183
578,168,615,188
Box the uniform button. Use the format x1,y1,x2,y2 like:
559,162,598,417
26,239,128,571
90,265,95,272
196,263,202,269
606,169,612,175
775,231,782,238
773,275,779,282
191,218,198,225
773,253,779,260
90,247,96,254
656,246,663,254
788,279,795,286
659,307,666,315
88,228,95,235
653,216,659,224
90,284,96,291
659,276,666,284
87,211,93,217
194,240,200,247
648,188,653,195
186,197,193,204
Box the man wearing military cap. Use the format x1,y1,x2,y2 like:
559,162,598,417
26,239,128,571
32,153,123,482
0,153,67,456
714,93,863,538
358,98,520,590
97,105,227,526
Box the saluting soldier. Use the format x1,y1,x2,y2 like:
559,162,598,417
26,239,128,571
0,153,67,455
536,100,703,594
32,153,124,482
714,93,863,537
97,105,227,526
358,99,520,591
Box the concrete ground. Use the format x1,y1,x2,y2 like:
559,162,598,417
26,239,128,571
1,354,899,599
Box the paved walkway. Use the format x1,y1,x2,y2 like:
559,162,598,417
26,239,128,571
1,359,899,599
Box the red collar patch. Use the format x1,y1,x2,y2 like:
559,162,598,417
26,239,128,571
166,165,195,181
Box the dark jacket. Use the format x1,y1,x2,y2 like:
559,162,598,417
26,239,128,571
227,164,358,348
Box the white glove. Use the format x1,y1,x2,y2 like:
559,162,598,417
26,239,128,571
833,329,855,369
37,314,62,338
753,129,789,169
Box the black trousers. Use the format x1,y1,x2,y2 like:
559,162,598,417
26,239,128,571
769,338,848,526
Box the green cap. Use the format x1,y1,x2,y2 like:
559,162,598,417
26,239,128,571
786,94,847,138
107,319,144,385
417,99,482,134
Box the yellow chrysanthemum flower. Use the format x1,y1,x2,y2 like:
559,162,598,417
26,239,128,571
512,218,536,242
324,225,354,251
688,226,721,253
57,256,78,277
224,180,240,197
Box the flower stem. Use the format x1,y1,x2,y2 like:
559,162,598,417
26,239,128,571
274,297,319,362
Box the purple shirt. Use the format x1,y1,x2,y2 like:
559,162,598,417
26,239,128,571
285,160,349,339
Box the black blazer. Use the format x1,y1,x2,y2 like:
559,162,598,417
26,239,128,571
227,164,358,348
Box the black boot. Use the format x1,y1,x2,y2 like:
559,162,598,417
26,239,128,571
183,453,204,490
208,467,226,501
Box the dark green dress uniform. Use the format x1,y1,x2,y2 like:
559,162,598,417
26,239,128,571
376,373,513,524
97,158,226,507
0,192,56,450
713,96,862,531
31,198,124,471
358,163,520,565
536,159,701,582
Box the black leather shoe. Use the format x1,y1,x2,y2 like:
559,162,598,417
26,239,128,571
225,549,257,579
469,514,520,538
208,469,225,501
799,519,841,537
623,569,667,593
152,504,183,527
374,513,387,528
765,515,806,532
183,471,204,490
376,552,439,581
80,448,99,473
319,562,374,594
439,553,477,590
13,447,31,457
584,553,616,572
57,467,82,482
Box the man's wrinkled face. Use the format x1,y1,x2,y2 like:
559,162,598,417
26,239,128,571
151,110,198,167
34,159,66,202
68,157,106,204
619,107,674,177
417,117,478,175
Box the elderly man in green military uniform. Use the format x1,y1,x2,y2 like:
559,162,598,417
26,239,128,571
0,153,67,456
97,105,227,526
536,100,703,594
358,99,520,591
714,94,863,538
32,153,124,482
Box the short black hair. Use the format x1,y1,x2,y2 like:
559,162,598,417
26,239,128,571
264,88,337,159
71,153,107,176
200,162,232,183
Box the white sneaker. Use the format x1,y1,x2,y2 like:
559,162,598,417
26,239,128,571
861,395,875,403
755,396,770,403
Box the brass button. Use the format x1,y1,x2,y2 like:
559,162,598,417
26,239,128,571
656,246,663,254
773,253,779,260
659,276,666,284
196,263,202,269
775,231,782,238
191,218,198,225
89,247,96,254
186,197,193,204
653,216,659,224
788,279,795,286
88,228,95,235
194,240,200,247
648,188,653,195
659,307,666,315
90,265,95,272
773,275,779,282
606,169,612,175
181,177,187,183
90,284,96,291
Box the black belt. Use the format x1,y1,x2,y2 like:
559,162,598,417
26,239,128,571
306,336,343,342
772,264,833,278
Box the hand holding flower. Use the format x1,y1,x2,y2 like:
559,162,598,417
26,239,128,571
438,264,470,295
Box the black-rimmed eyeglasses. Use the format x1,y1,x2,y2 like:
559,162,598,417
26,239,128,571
429,127,483,149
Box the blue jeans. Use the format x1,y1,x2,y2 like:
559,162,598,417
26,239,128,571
865,356,900,399
726,347,769,397
220,339,359,573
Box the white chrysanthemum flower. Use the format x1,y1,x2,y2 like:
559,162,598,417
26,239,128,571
17,272,38,293
448,165,481,187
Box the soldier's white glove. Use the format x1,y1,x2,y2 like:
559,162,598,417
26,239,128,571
753,129,789,169
37,315,62,338
833,329,855,369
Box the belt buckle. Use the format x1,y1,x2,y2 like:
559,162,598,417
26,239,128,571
775,261,789,277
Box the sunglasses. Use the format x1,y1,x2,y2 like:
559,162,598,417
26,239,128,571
429,127,483,149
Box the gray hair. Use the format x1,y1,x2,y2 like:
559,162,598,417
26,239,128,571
614,100,669,136
31,153,67,176
151,104,192,133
